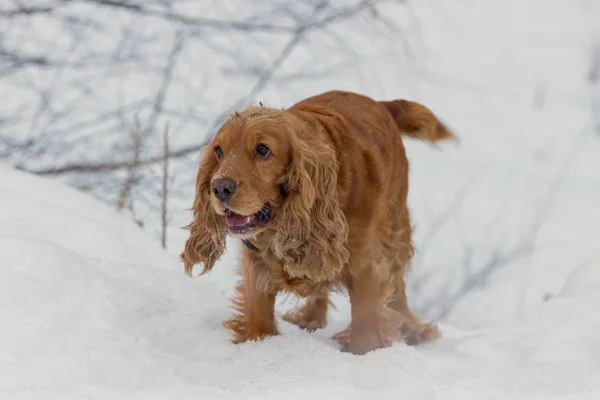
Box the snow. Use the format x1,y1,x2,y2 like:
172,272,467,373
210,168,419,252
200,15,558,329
2,166,600,399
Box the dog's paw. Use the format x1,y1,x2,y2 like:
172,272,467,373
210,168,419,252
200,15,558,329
223,317,278,344
401,320,441,346
334,325,392,355
333,325,351,347
223,317,248,343
283,307,327,333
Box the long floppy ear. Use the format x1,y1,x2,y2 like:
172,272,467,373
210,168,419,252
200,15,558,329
272,126,349,282
180,154,227,276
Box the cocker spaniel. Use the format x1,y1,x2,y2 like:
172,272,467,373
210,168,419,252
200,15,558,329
181,90,454,354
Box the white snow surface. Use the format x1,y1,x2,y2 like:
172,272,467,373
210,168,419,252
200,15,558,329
1,167,599,399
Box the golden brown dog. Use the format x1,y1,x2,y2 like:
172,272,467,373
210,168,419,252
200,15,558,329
181,90,454,355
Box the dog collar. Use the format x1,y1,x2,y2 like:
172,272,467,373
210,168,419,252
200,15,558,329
242,239,261,253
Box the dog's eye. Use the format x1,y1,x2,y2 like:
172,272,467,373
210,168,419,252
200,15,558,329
215,146,223,160
255,143,271,158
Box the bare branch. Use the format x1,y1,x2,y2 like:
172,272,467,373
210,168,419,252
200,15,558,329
423,246,533,320
590,40,600,136
82,0,384,33
161,123,169,249
0,4,59,18
22,0,348,176
148,30,185,127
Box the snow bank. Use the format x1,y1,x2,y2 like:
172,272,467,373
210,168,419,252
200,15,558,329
1,167,599,399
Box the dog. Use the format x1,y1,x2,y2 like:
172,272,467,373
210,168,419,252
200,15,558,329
181,90,454,354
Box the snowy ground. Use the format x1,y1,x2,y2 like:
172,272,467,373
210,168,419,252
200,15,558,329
1,167,599,399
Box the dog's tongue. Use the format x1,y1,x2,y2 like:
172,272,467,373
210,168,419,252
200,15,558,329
226,214,252,227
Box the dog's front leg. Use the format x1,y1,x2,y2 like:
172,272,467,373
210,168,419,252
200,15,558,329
223,250,280,343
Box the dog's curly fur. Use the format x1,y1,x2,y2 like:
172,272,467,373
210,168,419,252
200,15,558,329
181,90,454,354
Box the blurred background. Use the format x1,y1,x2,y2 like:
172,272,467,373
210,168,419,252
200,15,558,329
1,0,599,330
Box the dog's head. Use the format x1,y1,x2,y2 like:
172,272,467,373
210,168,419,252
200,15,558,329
181,106,349,280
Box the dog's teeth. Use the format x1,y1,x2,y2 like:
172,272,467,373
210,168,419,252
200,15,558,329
244,216,251,225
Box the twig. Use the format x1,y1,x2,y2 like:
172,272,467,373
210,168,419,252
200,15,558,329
161,123,169,248
149,30,185,128
434,246,532,320
589,41,600,135
116,116,151,227
83,0,382,33
0,5,59,18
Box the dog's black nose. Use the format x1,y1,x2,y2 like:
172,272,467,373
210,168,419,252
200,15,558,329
211,179,237,201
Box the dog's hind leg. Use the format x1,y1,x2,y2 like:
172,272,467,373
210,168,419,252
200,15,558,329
388,271,440,345
387,208,440,345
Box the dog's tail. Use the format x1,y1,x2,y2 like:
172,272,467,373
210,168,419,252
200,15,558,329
379,100,455,144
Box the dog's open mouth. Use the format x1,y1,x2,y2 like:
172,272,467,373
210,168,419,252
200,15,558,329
224,204,272,234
